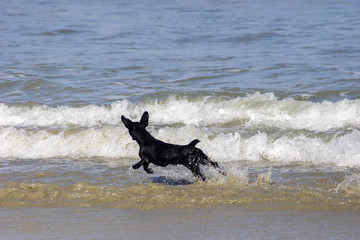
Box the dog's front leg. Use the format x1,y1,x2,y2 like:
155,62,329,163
143,161,154,174
139,152,154,174
132,160,142,169
132,159,154,174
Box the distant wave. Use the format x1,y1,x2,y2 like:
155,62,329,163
1,92,359,130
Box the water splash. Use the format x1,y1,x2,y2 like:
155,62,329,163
336,173,360,195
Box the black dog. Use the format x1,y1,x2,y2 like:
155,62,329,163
121,111,225,181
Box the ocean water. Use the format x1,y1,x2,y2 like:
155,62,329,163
1,0,360,239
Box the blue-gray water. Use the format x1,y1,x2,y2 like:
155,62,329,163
1,1,360,239
2,0,360,105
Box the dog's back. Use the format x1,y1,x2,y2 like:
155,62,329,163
140,139,202,167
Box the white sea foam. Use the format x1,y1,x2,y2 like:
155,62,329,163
1,93,359,131
0,124,359,167
1,93,360,166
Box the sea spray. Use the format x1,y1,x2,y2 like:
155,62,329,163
256,168,273,186
336,173,360,195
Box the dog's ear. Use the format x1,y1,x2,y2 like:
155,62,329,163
121,115,133,129
140,111,149,127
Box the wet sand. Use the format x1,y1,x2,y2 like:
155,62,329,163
2,206,360,240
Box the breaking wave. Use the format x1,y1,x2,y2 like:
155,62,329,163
1,93,360,167
1,92,359,130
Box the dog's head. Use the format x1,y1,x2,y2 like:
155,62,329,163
121,111,149,143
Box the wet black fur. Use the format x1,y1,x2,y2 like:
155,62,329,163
121,111,225,181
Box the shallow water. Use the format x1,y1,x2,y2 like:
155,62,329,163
1,0,360,238
1,159,360,211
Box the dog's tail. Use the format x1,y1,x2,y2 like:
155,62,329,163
188,139,200,148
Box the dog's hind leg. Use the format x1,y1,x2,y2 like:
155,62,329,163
208,160,219,168
207,160,226,176
186,163,206,181
199,152,226,176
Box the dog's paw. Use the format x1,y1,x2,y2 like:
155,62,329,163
145,168,154,174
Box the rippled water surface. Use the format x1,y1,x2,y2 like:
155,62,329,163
1,0,360,105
